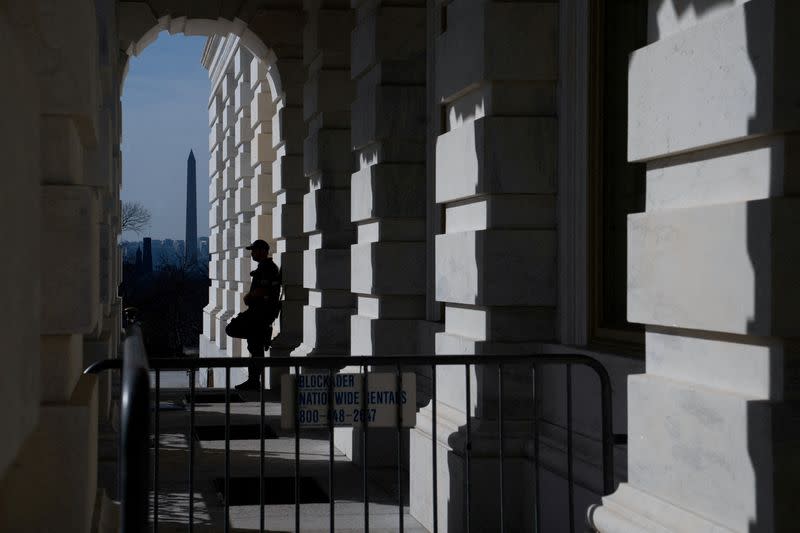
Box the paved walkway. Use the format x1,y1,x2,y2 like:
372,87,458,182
145,372,427,532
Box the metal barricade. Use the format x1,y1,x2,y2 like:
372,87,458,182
87,345,616,533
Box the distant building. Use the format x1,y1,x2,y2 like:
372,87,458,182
122,238,200,269
142,237,153,273
199,236,209,259
159,239,173,265
152,239,165,267
120,241,141,264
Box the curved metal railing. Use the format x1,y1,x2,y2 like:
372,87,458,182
86,350,616,533
85,324,150,533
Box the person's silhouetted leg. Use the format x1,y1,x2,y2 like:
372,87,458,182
235,325,272,390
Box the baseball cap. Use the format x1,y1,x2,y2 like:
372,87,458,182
245,239,270,251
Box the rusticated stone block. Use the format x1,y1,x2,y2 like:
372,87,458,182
41,185,100,335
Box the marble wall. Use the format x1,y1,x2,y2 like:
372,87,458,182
590,1,800,531
0,0,121,529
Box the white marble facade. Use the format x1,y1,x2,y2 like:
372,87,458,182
588,1,800,531
200,35,300,387
1,0,798,531
201,37,260,384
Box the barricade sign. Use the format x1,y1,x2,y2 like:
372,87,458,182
281,372,416,429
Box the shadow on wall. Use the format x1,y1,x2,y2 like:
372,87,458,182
738,1,797,531
648,0,742,41
435,33,604,528
647,1,790,532
429,0,793,531
441,362,620,532
435,3,612,530
657,1,794,532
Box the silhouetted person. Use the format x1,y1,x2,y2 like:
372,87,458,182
225,239,281,390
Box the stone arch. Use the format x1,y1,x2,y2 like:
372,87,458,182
115,2,308,376
0,2,308,529
118,13,279,98
116,0,307,98
127,17,267,59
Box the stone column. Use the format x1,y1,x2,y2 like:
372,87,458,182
231,46,257,364
589,1,800,532
267,55,308,358
85,37,124,421
216,70,239,356
202,91,225,352
201,43,262,386
0,9,42,484
0,2,103,529
83,196,116,422
292,1,355,358
249,57,277,258
237,0,307,361
343,0,427,467
410,1,558,531
201,24,307,385
251,53,308,370
248,55,295,387
200,53,253,385
222,72,240,355
350,1,427,355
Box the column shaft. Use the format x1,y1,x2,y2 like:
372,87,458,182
350,1,427,357
410,2,559,531
292,3,355,357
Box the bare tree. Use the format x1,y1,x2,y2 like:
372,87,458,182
121,201,151,234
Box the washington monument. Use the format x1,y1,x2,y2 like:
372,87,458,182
185,149,197,263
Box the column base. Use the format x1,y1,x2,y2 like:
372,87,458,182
409,402,537,533
588,484,735,533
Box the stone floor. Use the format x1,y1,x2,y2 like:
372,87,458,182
103,371,428,532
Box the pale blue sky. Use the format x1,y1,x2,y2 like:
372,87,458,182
121,32,209,241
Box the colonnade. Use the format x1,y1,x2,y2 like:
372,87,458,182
0,1,797,531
